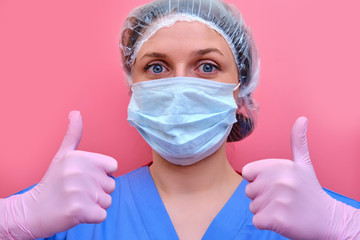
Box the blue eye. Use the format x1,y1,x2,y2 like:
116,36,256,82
152,64,163,73
199,63,218,73
146,64,165,74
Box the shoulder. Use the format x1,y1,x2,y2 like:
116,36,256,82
112,165,150,196
111,165,151,202
114,165,149,184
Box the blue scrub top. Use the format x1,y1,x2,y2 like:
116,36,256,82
17,166,359,240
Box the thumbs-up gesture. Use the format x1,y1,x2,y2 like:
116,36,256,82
242,117,360,239
0,111,118,239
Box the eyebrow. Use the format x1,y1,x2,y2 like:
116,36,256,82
139,52,167,61
191,48,224,57
139,48,224,61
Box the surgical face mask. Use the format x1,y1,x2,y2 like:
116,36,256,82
127,77,238,166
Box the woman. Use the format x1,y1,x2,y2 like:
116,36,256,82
1,0,359,239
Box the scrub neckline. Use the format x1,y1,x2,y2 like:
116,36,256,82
128,166,251,240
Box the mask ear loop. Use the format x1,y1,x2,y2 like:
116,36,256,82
233,82,241,91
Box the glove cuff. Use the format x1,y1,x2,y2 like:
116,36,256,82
0,196,36,240
339,203,360,239
324,200,360,240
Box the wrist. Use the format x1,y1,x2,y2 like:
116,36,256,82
339,203,360,239
325,200,360,240
0,196,35,240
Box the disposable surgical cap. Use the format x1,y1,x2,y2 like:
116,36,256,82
120,0,260,142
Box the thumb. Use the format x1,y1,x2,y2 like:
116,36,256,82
291,116,311,165
55,110,83,158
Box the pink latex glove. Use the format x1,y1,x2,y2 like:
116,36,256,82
242,117,360,240
0,111,118,239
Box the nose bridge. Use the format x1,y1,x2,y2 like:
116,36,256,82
174,62,189,77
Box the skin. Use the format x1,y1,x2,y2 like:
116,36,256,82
133,21,243,240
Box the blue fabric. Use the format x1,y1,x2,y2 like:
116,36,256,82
15,166,359,240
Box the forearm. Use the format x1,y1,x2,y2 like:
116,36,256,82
0,196,35,240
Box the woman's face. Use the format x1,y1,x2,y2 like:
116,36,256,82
132,21,239,85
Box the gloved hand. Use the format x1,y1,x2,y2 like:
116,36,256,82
242,117,360,240
0,111,118,239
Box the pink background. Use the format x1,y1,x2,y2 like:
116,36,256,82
0,0,359,200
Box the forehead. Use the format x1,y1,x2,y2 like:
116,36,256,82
136,21,234,58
